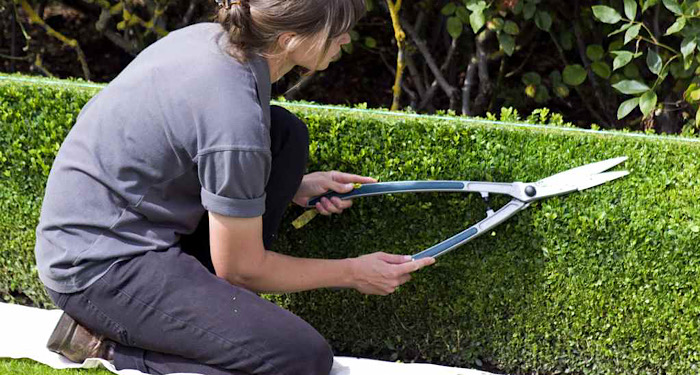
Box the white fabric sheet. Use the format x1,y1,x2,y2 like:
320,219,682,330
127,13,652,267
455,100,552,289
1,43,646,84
0,302,497,375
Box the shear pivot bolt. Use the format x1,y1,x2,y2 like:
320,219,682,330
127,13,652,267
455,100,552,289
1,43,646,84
525,186,536,197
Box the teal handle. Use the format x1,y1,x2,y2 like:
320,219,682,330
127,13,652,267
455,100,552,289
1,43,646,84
306,181,465,207
411,227,478,260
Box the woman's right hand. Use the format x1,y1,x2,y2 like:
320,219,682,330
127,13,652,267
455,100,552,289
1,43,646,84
348,252,436,295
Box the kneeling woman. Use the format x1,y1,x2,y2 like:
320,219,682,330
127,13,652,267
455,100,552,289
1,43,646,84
34,1,435,374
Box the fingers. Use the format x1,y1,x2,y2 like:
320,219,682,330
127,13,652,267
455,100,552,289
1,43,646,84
330,171,378,184
378,252,413,264
329,182,356,194
315,196,353,216
395,257,436,274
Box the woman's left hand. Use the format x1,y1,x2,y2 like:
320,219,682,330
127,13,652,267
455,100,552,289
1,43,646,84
292,171,377,215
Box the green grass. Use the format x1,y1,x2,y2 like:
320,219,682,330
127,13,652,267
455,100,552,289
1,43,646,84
0,359,113,375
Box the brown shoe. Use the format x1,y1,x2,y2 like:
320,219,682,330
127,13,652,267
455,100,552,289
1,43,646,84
47,312,116,363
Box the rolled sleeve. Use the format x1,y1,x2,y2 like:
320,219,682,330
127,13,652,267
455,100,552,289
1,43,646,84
200,188,266,217
197,148,271,218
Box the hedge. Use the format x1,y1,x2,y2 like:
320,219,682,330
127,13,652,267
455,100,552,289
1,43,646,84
2,73,700,375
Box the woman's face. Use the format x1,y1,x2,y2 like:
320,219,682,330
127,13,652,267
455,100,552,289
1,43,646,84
289,32,352,71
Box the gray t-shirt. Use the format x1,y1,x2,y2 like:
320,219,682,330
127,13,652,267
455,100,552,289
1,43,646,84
35,23,272,293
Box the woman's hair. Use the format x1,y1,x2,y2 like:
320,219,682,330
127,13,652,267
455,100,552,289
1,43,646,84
216,0,366,70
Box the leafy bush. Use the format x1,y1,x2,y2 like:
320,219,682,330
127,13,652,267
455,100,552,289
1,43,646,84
7,0,700,134
3,73,700,374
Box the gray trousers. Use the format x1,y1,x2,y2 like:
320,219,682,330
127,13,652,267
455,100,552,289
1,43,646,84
46,106,334,375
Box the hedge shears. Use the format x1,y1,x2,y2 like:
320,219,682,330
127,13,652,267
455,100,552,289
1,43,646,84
303,156,629,260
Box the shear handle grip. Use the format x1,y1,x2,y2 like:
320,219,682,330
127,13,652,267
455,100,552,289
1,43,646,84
306,181,466,208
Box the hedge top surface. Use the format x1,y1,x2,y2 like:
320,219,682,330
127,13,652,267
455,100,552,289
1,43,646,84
2,73,700,146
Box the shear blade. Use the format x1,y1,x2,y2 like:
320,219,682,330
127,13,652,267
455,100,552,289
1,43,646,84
537,156,628,186
576,170,629,191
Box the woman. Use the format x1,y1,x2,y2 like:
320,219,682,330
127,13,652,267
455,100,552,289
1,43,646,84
35,1,435,374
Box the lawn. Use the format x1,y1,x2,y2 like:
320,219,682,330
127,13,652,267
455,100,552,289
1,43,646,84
0,359,112,375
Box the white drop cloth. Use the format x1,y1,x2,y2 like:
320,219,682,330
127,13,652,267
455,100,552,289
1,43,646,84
0,302,497,375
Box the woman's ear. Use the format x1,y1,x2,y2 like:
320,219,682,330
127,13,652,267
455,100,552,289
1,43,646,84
277,32,297,52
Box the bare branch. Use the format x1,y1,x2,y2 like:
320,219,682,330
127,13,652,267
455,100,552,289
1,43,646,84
32,53,55,77
379,51,417,104
462,57,478,115
405,53,425,98
401,15,458,100
472,29,493,115
417,36,459,110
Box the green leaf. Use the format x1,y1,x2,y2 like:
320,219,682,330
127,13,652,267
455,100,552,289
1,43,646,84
617,97,640,119
447,17,463,39
549,70,563,85
681,37,697,62
554,84,570,98
689,89,700,102
646,49,663,75
522,72,542,86
470,9,486,33
513,0,524,14
534,85,550,103
624,62,641,78
456,7,470,23
612,80,651,94
592,5,622,24
624,24,642,45
586,44,605,61
662,0,683,15
535,11,552,32
665,17,686,35
609,22,633,37
441,2,457,15
563,64,587,86
498,33,515,56
639,90,658,117
560,31,574,50
684,84,700,101
504,21,520,35
609,39,625,52
697,108,700,127
592,61,612,79
466,0,487,12
489,17,505,31
624,0,637,19
364,37,377,48
670,60,694,78
612,51,636,70
341,43,354,54
523,2,536,19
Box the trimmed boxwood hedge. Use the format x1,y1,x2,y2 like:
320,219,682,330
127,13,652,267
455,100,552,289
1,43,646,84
2,74,700,375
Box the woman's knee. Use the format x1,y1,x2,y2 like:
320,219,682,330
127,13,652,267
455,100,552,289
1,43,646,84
285,327,334,375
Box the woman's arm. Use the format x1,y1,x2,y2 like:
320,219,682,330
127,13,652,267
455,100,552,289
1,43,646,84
208,212,434,295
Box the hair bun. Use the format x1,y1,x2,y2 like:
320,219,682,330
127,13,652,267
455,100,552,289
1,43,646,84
216,0,245,10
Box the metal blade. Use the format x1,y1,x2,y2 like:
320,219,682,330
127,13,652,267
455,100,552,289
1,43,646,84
537,156,628,186
576,170,629,191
